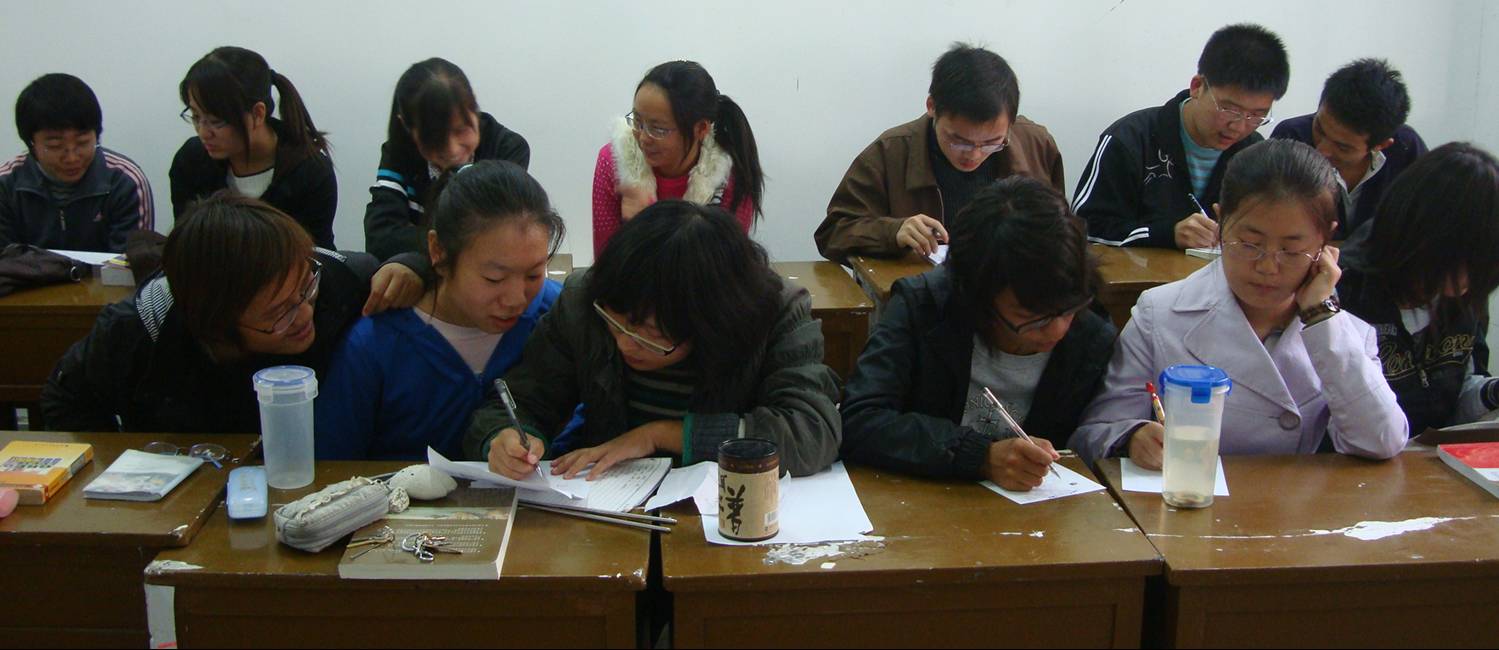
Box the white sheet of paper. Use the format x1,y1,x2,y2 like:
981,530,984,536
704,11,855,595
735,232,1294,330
700,462,875,546
980,462,1105,504
425,447,572,496
513,458,671,513
642,461,717,511
926,244,949,265
50,249,120,266
1120,457,1229,496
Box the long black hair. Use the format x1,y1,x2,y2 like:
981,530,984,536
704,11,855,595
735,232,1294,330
588,200,781,378
386,58,479,166
638,61,764,218
429,160,565,275
1364,142,1499,320
179,46,328,159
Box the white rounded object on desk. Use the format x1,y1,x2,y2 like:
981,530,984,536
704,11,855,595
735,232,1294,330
387,464,457,500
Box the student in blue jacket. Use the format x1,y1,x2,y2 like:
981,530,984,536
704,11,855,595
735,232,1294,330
315,160,564,460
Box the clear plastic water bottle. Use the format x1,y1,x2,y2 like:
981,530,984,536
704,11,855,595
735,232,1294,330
1159,365,1232,508
253,365,317,489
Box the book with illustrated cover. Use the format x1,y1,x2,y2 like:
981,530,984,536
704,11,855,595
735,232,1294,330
0,440,93,505
338,486,517,580
83,450,202,502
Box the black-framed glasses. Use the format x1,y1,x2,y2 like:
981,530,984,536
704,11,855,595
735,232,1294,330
624,112,676,141
998,297,1094,334
944,131,1010,155
593,300,678,356
145,441,229,469
1205,84,1275,129
1222,241,1321,271
179,107,230,132
241,258,322,336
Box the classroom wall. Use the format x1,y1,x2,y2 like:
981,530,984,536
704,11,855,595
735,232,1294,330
0,0,1485,267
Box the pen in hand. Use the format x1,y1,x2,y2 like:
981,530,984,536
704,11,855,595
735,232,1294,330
982,387,1060,480
493,378,536,466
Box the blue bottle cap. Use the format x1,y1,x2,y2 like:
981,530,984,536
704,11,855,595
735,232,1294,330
1159,364,1232,404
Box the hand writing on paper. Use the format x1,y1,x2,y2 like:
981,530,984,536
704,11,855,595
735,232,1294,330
363,263,425,316
487,428,544,480
896,214,948,257
1128,422,1166,470
552,420,682,480
984,437,1060,491
1174,213,1218,249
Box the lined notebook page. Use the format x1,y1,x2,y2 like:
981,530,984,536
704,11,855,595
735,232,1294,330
513,458,673,512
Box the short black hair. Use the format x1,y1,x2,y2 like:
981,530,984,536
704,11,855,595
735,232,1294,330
1365,142,1499,320
1198,24,1290,99
944,176,1099,344
1319,59,1411,146
15,73,102,154
929,43,1020,122
588,200,782,380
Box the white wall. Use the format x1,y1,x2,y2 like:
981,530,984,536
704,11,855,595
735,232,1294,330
0,0,1483,266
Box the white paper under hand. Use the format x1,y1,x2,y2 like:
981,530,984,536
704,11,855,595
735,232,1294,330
1120,457,1229,496
700,462,875,546
981,462,1105,504
425,447,574,496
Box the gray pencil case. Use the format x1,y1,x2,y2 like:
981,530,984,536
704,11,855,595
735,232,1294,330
273,477,408,553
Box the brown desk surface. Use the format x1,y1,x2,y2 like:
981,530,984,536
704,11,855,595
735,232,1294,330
1097,453,1499,647
847,253,932,306
147,461,648,648
547,252,572,281
0,431,257,547
1090,245,1208,298
0,431,255,648
0,274,132,315
0,276,131,405
663,460,1160,648
770,261,873,314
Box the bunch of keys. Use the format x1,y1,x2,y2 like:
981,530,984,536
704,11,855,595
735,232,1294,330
346,526,394,561
400,532,464,562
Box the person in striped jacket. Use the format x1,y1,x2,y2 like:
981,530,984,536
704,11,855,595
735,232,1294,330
0,73,153,253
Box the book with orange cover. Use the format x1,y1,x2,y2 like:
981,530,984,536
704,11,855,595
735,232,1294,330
0,440,94,505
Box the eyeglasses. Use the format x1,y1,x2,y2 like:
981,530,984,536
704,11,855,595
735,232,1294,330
944,133,1010,155
625,112,676,141
241,258,322,336
180,108,231,132
32,138,97,158
998,297,1094,334
1204,85,1275,129
1222,241,1321,271
145,441,229,469
593,300,678,356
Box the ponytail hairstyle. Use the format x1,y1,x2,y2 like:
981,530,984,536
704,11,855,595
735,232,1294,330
1217,139,1339,241
637,61,764,218
386,57,479,167
179,46,328,159
427,160,564,281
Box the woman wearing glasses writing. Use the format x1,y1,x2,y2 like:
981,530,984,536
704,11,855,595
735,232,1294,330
1071,139,1407,468
469,201,839,480
839,178,1116,491
315,162,563,461
591,60,764,259
42,194,407,433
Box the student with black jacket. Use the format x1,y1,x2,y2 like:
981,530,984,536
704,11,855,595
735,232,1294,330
41,194,424,434
840,177,1116,491
364,58,530,262
170,46,338,249
1073,24,1289,249
1338,143,1499,434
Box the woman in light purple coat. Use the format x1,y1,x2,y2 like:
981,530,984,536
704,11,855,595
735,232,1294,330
1070,140,1407,468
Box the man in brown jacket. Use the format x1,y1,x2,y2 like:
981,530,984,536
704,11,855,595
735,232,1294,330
815,43,1065,264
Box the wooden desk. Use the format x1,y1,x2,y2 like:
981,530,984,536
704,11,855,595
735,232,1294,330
548,253,572,282
0,430,257,648
0,277,131,425
771,261,873,383
1090,245,1207,327
1097,453,1499,648
146,461,649,648
847,253,932,309
662,460,1161,648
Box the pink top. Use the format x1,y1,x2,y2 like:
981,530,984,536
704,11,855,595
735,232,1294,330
591,143,756,259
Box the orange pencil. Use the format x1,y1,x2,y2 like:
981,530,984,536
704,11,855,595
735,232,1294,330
1146,381,1167,424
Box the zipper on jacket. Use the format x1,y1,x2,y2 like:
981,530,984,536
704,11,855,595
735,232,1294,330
58,208,65,235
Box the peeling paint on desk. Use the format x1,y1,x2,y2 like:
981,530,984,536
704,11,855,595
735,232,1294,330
145,560,204,575
1147,516,1481,542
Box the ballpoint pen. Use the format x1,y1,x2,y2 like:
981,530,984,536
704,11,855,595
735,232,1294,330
493,378,531,459
982,387,1060,479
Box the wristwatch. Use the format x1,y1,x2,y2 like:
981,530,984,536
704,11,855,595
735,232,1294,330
1298,295,1341,325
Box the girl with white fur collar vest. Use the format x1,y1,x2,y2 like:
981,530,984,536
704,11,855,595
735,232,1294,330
591,61,764,258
